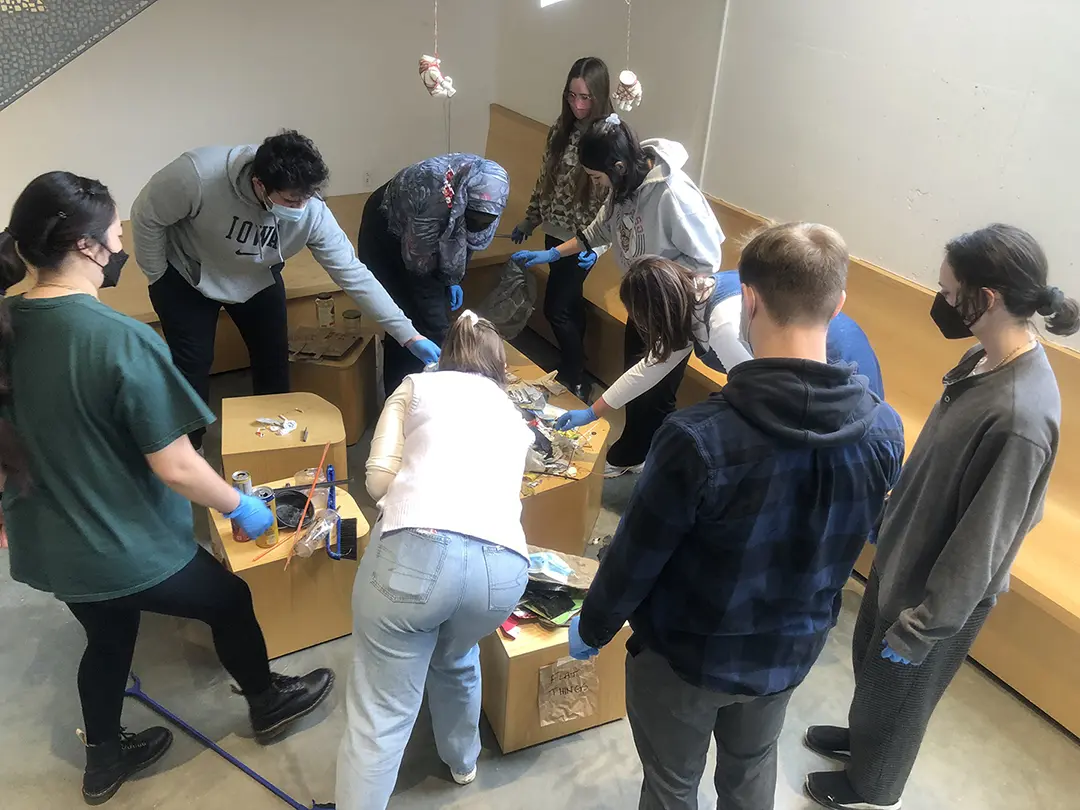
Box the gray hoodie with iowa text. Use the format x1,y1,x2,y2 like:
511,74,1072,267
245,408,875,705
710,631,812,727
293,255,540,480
130,145,418,345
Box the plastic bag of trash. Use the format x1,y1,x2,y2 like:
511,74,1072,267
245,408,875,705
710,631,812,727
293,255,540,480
476,259,537,339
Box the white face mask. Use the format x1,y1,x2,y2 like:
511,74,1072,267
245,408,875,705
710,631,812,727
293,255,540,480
739,296,755,355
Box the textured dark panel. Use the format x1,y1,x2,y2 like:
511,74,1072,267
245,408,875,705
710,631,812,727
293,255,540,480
0,0,160,111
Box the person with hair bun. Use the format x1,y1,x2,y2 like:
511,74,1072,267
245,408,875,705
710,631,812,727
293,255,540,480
337,311,533,810
0,172,334,806
514,115,725,477
806,224,1078,810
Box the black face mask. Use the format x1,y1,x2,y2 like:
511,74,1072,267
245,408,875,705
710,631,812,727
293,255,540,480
464,210,497,233
93,248,129,289
930,292,984,340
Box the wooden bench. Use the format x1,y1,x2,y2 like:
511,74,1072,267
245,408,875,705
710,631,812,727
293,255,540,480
481,102,1080,738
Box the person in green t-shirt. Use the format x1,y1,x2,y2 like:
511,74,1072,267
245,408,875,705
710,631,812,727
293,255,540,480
0,172,336,806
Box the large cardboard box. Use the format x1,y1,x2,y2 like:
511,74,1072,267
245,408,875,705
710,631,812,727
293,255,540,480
480,622,631,753
207,479,369,659
289,328,379,446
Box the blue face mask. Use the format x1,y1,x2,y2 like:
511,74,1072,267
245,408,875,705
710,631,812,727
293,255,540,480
270,201,306,222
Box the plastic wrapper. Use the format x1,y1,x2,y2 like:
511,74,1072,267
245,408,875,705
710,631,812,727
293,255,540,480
476,259,537,339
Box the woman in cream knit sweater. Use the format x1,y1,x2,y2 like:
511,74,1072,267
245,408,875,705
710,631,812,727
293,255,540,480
336,312,533,809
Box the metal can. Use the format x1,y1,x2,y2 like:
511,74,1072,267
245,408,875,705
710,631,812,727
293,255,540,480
252,486,280,549
231,470,253,496
315,294,335,328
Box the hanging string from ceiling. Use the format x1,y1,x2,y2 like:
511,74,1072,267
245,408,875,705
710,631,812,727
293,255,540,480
419,0,455,152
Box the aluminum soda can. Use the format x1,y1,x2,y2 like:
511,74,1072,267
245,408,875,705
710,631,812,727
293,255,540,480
231,470,253,495
253,486,281,549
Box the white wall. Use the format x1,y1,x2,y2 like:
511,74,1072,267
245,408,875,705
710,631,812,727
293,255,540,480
495,0,727,180
0,0,499,218
707,0,1080,349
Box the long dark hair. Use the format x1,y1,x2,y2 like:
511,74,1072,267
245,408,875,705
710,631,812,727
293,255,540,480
0,171,118,489
945,224,1079,337
620,257,700,362
544,57,613,211
580,116,651,205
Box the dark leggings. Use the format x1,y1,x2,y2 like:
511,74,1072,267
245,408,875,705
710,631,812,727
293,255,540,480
66,548,272,745
542,235,589,389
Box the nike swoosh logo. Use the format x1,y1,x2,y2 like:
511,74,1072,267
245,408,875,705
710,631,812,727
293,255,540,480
236,250,260,256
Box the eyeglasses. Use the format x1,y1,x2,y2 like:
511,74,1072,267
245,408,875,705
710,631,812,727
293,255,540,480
566,91,594,104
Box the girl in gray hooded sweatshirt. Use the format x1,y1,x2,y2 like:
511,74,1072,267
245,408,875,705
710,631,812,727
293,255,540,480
513,115,725,475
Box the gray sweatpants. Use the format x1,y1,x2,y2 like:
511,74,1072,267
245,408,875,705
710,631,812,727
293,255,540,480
625,646,794,810
847,570,993,805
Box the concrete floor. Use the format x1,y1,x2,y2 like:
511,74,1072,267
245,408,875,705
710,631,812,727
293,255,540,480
2,332,1079,808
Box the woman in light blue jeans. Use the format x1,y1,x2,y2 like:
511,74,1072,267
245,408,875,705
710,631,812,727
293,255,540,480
337,312,533,809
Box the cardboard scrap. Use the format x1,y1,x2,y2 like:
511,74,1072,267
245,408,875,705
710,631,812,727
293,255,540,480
288,326,362,362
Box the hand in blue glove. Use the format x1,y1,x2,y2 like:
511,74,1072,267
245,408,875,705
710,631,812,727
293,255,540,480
225,493,275,539
578,250,598,271
511,224,531,244
512,247,561,268
407,338,441,365
448,285,464,312
555,407,598,432
881,641,914,665
568,616,600,661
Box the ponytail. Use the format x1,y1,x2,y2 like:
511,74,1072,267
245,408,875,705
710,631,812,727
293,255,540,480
1037,286,1080,337
0,229,28,294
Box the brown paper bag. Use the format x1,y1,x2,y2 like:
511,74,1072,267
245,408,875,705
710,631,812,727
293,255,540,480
538,656,600,727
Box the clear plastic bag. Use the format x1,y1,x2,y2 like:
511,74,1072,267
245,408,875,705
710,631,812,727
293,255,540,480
476,259,538,339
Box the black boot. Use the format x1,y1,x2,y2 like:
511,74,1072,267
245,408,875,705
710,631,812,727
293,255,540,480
82,727,173,805
248,669,335,743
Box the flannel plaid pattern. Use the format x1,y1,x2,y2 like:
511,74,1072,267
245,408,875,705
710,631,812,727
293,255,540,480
579,387,904,697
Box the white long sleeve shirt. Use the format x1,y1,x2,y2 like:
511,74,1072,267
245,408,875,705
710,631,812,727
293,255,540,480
603,285,750,410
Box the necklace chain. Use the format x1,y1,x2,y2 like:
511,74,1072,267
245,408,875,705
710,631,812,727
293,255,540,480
977,340,1036,375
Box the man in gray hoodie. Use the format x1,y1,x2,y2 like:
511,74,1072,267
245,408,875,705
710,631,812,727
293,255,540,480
131,130,440,447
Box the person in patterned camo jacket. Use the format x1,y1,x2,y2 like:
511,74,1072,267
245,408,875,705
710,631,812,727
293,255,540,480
511,56,614,401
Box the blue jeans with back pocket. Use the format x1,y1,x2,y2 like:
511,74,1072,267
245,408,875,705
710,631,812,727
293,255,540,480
335,524,528,810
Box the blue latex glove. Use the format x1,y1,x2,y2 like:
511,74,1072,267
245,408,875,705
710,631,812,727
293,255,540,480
511,225,530,244
568,616,600,661
448,285,464,312
555,407,598,432
881,641,914,665
512,247,561,268
578,250,598,271
407,338,441,365
225,493,275,539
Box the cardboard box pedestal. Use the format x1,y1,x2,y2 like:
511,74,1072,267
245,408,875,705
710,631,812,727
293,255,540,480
480,622,631,753
207,479,369,659
221,392,349,486
289,329,378,447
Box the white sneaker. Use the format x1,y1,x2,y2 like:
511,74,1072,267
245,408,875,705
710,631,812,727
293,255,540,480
603,461,645,479
452,766,477,786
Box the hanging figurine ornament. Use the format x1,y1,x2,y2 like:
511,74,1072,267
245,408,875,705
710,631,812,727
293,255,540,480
419,0,456,98
613,0,643,112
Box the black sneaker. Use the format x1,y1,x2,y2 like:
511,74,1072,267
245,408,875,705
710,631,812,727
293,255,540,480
82,727,173,805
248,669,335,743
805,725,851,761
805,770,901,810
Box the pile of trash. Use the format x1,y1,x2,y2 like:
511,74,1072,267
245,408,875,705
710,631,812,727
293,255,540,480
506,372,586,479
500,548,598,639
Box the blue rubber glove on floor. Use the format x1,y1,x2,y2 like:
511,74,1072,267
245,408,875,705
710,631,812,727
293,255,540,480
578,250,598,271
408,338,441,366
225,494,275,539
881,641,914,665
568,616,599,661
449,285,464,311
512,247,561,268
555,407,597,432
